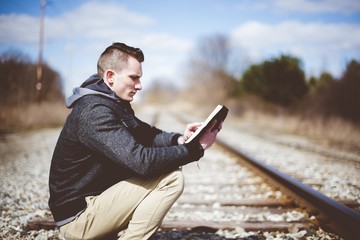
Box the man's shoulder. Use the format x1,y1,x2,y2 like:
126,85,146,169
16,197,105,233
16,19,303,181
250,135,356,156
76,94,118,107
75,95,129,116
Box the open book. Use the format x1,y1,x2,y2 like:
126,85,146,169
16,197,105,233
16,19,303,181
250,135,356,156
185,105,229,144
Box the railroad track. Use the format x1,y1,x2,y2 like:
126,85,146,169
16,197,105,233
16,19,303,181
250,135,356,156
154,110,360,239
25,108,360,239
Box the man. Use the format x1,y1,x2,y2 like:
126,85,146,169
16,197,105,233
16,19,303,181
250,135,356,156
48,42,222,240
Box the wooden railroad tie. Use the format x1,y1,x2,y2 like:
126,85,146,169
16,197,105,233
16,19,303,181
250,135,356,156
26,198,359,232
26,216,56,231
26,215,312,233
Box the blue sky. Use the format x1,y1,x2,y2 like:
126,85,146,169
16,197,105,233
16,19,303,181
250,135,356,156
1,0,359,97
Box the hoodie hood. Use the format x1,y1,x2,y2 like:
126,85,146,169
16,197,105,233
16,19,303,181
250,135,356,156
66,74,130,110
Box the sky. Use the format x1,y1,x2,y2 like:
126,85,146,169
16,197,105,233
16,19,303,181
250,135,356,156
0,0,359,98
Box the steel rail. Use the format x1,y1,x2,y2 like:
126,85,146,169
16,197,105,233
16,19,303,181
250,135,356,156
216,137,360,240
174,112,360,239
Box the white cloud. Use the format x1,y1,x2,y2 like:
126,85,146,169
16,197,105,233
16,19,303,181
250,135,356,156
0,1,193,95
0,14,39,44
141,33,192,53
49,2,191,95
230,20,360,76
0,1,155,44
47,1,155,41
139,32,192,83
273,0,360,15
236,0,360,15
2,0,359,95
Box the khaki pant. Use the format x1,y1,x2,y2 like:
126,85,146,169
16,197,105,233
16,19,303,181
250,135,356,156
60,169,184,240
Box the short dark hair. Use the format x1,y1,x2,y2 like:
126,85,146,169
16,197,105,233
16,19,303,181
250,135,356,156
97,42,144,76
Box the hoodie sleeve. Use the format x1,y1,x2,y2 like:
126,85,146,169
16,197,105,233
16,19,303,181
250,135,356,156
132,117,182,147
77,101,203,176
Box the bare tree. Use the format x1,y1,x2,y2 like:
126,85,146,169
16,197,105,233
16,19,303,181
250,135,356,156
185,34,238,104
197,34,229,71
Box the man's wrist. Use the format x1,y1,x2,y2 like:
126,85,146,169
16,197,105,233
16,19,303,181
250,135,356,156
184,140,204,159
177,136,185,145
195,142,205,158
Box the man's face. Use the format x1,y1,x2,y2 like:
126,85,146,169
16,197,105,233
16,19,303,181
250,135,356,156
111,56,143,102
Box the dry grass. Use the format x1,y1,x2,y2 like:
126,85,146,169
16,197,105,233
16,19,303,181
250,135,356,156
221,96,360,154
236,109,360,153
0,102,69,132
3,98,358,155
148,98,360,154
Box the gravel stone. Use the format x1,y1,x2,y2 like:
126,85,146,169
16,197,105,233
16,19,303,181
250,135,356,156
0,109,352,239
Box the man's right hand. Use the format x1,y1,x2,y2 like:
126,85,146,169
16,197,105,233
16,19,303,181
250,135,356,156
198,120,222,150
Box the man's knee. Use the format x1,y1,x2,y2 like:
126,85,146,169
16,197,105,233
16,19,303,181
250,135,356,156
159,169,184,197
171,169,185,195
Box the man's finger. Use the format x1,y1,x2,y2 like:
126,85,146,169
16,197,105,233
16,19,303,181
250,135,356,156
217,121,223,131
208,119,218,132
187,122,203,131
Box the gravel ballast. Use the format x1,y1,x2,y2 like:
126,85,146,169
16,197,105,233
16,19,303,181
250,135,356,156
1,110,358,239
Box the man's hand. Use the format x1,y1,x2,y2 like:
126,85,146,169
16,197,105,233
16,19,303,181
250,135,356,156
198,120,222,150
177,122,203,144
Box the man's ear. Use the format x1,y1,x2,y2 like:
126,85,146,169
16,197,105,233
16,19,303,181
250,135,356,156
104,70,115,84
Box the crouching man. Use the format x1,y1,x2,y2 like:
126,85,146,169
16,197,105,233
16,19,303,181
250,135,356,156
48,42,221,240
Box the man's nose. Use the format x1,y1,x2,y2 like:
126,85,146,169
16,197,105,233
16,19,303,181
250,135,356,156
135,81,142,90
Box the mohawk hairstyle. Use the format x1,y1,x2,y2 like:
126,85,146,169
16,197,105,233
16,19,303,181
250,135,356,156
97,42,144,76
106,42,144,62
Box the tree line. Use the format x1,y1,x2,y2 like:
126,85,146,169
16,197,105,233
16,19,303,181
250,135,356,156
0,49,64,107
183,34,360,123
2,39,359,124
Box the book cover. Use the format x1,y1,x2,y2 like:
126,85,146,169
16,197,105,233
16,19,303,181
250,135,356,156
185,105,228,144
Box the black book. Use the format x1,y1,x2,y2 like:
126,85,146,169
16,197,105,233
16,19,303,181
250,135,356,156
186,105,228,144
